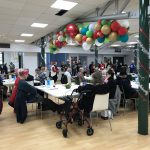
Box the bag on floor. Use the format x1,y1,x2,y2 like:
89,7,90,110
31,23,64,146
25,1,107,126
0,98,3,114
100,110,113,120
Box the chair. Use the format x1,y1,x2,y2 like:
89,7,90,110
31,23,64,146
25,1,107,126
90,93,112,131
121,86,137,112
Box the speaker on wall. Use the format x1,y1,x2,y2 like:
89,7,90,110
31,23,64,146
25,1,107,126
0,43,10,48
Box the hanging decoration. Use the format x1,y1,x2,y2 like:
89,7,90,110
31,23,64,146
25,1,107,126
49,19,130,53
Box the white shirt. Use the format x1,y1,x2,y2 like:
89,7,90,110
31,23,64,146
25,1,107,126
64,71,71,84
51,65,56,77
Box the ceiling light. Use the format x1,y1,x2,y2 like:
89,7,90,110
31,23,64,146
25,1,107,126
15,40,25,43
134,35,139,38
21,33,33,37
127,42,138,45
31,23,48,28
111,44,120,47
51,0,78,10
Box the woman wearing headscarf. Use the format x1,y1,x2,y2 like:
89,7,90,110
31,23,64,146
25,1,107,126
14,69,37,124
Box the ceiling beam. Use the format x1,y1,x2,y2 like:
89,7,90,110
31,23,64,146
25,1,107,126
118,0,131,13
99,0,116,16
74,13,129,23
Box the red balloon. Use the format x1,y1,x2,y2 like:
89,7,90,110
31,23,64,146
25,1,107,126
96,31,104,38
93,31,98,39
55,40,63,48
82,35,87,41
98,20,101,24
62,41,67,46
70,32,76,38
78,41,82,45
66,24,79,36
118,27,128,36
111,21,121,32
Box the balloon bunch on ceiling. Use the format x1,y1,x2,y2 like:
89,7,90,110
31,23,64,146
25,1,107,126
49,19,129,53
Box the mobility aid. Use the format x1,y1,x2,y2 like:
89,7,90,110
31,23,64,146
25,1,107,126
56,89,94,138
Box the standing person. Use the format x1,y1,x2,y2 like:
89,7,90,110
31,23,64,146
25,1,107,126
129,60,136,73
51,62,59,83
3,63,8,74
99,61,105,71
64,67,72,84
71,61,77,76
61,62,66,72
77,59,82,73
89,61,94,75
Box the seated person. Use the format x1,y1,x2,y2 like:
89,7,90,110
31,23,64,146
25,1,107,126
117,67,138,99
105,69,117,99
64,67,72,84
77,67,85,83
77,70,109,114
14,69,38,124
26,69,34,81
36,67,47,85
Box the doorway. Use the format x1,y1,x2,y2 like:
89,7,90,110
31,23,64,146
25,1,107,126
113,57,124,65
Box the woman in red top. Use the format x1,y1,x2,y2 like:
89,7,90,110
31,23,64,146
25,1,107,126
8,69,29,108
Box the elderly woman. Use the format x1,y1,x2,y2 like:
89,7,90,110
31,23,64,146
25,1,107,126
77,70,109,114
14,69,37,124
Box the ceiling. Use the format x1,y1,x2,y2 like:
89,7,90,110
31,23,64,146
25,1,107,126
0,0,139,44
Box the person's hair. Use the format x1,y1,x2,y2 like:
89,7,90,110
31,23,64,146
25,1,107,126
107,69,114,78
120,66,127,76
92,70,103,84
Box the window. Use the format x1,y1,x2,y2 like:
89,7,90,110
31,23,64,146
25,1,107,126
0,52,3,64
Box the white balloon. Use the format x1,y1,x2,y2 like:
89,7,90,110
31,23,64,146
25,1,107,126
95,39,103,47
58,35,64,42
88,23,96,32
118,20,129,28
82,42,92,51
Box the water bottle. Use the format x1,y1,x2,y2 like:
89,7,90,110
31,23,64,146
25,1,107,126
47,78,51,88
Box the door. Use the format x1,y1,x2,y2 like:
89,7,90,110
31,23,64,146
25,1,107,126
79,56,87,66
113,57,124,65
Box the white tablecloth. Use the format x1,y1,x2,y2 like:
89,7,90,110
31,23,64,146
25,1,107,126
35,84,79,98
131,81,150,91
3,79,40,86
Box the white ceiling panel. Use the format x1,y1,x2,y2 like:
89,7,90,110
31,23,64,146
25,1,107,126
0,0,139,44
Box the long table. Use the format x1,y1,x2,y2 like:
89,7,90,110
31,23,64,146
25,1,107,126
35,84,79,98
131,81,150,91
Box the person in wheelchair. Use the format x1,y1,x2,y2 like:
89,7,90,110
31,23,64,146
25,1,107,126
77,70,109,115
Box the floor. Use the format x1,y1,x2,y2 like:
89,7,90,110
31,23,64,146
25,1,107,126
0,102,150,150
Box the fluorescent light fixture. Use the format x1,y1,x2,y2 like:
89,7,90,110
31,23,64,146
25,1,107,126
111,44,120,47
51,0,78,10
15,40,25,43
31,23,48,28
127,42,138,45
134,35,139,38
21,33,33,37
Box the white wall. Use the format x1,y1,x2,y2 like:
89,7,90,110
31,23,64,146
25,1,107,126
2,43,135,73
23,53,38,76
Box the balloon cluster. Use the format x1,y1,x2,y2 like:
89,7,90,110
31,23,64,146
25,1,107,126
49,31,67,54
49,19,129,52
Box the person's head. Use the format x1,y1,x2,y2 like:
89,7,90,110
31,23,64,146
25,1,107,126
18,68,29,80
107,69,114,79
120,67,127,76
35,68,40,75
92,70,103,84
79,67,84,73
41,67,45,72
131,60,134,64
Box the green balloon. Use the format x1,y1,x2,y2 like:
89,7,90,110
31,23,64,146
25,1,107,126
104,38,110,43
64,28,66,32
86,30,93,38
101,20,107,25
106,21,111,26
